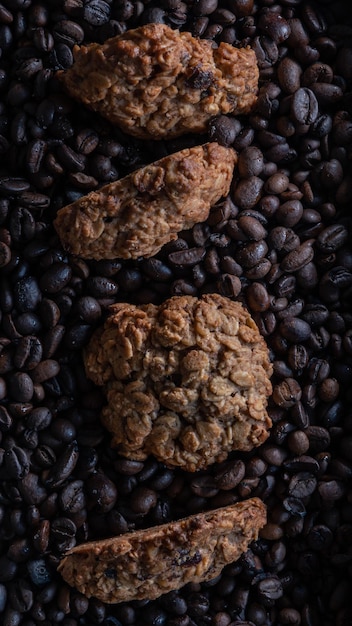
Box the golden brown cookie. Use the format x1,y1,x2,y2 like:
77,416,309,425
58,498,267,603
84,293,273,472
58,23,259,140
54,143,236,260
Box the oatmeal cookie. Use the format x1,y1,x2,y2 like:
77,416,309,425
58,23,259,140
58,498,267,603
84,293,273,472
54,143,236,260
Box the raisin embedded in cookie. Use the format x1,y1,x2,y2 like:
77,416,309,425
58,23,259,140
84,293,273,472
54,143,236,260
58,498,267,603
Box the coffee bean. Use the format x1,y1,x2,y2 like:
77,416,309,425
168,247,206,268
85,471,118,512
291,88,319,125
14,336,43,370
213,459,245,490
50,517,77,551
316,224,348,252
44,441,79,488
272,378,302,408
59,480,85,513
279,317,311,342
318,479,345,501
39,263,72,294
280,242,314,272
310,82,343,105
5,446,30,479
256,576,283,606
246,282,270,312
235,240,268,268
208,115,239,146
276,199,303,227
238,147,264,178
277,57,302,94
252,35,279,70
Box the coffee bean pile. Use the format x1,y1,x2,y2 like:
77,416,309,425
0,0,352,625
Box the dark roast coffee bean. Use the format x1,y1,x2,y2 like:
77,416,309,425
5,446,30,479
272,378,302,408
235,240,268,268
246,282,270,312
85,471,118,512
168,247,206,268
257,10,290,44
256,576,283,606
50,517,77,551
39,263,72,294
279,317,311,342
238,147,264,177
277,57,302,94
310,82,343,105
59,480,85,513
44,441,79,488
208,115,239,146
53,20,84,46
13,276,41,312
280,242,314,272
316,224,348,252
291,88,319,125
14,336,42,370
233,176,264,210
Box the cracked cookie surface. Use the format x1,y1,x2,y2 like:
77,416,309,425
58,498,267,603
54,143,236,260
58,23,259,140
84,293,273,472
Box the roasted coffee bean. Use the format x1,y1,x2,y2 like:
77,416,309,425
50,517,77,552
246,282,270,312
235,240,268,268
272,378,302,408
310,82,343,105
276,199,303,227
252,35,279,71
316,224,348,252
85,471,118,512
265,172,289,195
5,446,30,479
238,146,264,178
318,479,345,502
14,336,42,370
277,57,302,94
8,372,34,402
208,115,239,146
168,247,206,268
279,317,311,342
44,441,79,488
233,176,264,210
53,20,84,46
141,258,173,282
13,276,41,312
269,226,300,252
86,276,119,297
39,263,72,294
280,242,314,272
305,426,331,452
256,576,283,606
59,480,85,513
291,88,319,125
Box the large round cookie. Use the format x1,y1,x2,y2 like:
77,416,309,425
84,293,273,472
